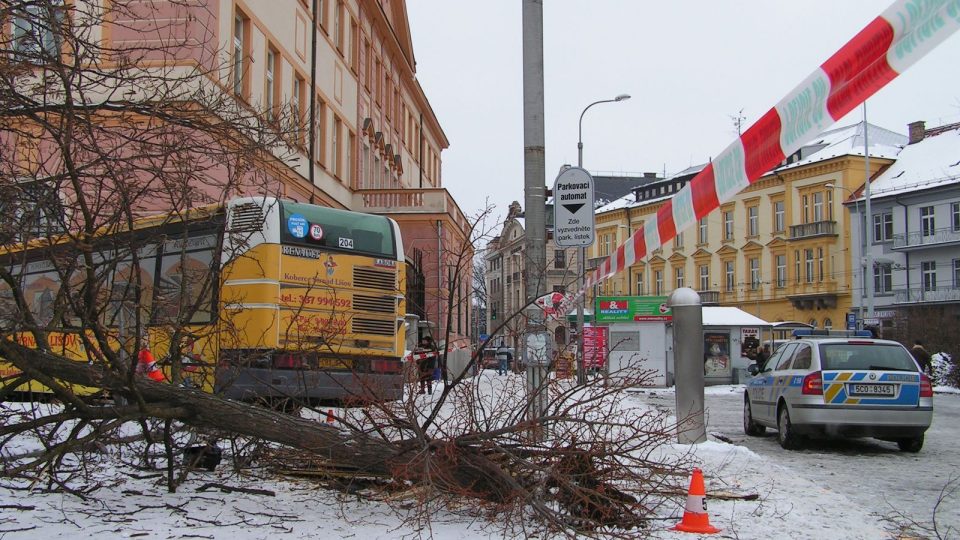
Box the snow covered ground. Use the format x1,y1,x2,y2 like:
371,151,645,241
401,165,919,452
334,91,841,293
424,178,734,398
1,371,955,539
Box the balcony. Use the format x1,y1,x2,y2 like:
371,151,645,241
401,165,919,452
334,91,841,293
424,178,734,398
789,220,837,240
353,188,469,233
895,286,960,304
892,227,960,251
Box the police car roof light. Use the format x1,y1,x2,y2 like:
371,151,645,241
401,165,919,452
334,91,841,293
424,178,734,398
792,329,873,339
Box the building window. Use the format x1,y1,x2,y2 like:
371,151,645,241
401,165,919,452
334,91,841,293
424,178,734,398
334,1,344,52
293,75,306,146
953,259,960,288
233,12,250,97
723,210,734,240
265,47,280,122
826,189,834,220
922,261,937,292
674,231,684,249
774,200,785,232
12,0,64,61
874,212,893,242
332,116,342,177
4,180,65,241
920,206,935,238
350,18,360,69
776,254,786,288
361,143,371,188
316,0,327,30
698,219,708,244
875,263,892,294
675,266,684,289
699,264,709,291
635,271,645,296
813,192,824,222
805,249,814,283
747,206,758,236
817,248,824,282
802,194,810,224
600,233,612,256
724,261,734,292
794,250,801,284
315,98,327,165
554,249,566,269
655,270,663,296
347,131,355,186
750,258,760,289
952,202,960,232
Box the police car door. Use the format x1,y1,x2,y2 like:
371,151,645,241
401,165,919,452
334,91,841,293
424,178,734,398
748,343,795,424
771,343,811,418
762,343,799,423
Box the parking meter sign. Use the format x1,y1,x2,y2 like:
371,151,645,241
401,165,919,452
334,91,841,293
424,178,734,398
553,167,595,247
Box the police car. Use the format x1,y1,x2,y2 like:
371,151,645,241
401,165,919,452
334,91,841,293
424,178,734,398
743,330,933,452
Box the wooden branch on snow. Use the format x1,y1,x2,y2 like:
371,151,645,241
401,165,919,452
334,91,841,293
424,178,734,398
196,482,275,497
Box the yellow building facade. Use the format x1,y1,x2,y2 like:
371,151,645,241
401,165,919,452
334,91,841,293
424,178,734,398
590,124,905,329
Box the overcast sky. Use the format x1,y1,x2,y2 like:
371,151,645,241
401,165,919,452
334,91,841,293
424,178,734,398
406,1,960,225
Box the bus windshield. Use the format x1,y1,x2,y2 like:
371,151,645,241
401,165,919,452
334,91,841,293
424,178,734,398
279,202,396,258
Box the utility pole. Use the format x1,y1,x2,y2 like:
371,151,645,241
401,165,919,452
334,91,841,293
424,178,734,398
521,0,547,434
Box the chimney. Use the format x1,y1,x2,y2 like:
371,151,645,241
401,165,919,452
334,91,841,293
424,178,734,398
908,120,926,144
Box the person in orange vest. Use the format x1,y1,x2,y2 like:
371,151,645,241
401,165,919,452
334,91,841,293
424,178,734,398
137,341,166,382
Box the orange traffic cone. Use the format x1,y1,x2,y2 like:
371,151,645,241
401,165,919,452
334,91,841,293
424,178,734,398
326,409,335,424
672,468,720,534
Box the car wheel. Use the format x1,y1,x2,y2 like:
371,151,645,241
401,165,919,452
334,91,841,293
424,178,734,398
897,435,924,453
777,405,803,450
743,398,766,436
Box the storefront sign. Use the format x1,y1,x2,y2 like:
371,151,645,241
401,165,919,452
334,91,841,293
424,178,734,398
595,296,672,323
740,327,760,358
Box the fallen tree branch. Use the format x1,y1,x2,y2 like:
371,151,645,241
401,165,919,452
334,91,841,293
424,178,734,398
196,482,275,497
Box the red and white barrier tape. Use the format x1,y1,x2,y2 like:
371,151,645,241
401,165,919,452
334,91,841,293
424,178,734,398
405,350,439,362
403,341,467,362
565,0,960,311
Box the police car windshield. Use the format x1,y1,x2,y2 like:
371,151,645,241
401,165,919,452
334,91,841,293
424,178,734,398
818,343,917,372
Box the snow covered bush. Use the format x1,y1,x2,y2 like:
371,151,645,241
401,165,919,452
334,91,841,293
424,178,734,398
931,352,956,388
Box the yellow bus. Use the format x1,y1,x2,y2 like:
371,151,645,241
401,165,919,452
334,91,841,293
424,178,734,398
0,196,407,402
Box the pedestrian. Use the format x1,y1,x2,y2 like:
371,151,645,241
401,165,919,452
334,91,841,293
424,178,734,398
911,340,932,374
755,344,771,371
416,335,438,394
496,342,512,376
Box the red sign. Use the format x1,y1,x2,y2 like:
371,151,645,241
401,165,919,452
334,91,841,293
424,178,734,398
583,325,608,369
534,291,570,320
309,224,324,240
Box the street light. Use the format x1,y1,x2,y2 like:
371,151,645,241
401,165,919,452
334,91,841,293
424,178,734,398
575,94,631,384
826,182,868,327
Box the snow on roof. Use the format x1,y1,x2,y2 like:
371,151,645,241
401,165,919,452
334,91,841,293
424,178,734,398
702,306,771,327
776,121,906,172
860,123,960,201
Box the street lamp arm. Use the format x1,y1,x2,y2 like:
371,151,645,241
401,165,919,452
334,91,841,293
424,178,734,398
578,99,616,151
577,94,630,168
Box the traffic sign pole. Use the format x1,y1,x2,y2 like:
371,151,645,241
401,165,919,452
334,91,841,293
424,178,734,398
553,167,595,384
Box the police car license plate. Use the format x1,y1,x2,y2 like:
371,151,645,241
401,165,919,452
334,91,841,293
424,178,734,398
849,383,894,396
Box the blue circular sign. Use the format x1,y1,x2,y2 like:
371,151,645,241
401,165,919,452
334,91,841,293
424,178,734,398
287,214,308,238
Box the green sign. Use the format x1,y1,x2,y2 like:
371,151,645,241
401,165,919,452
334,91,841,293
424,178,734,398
595,296,672,323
